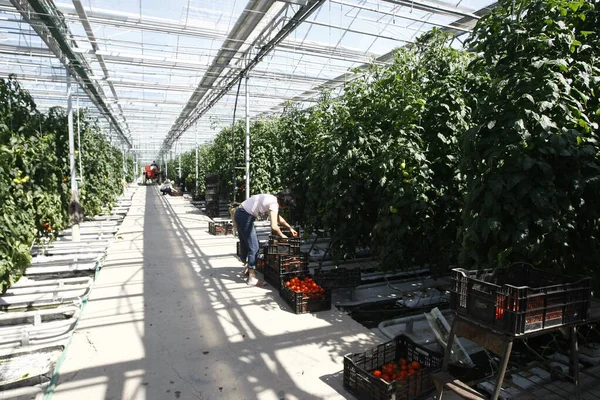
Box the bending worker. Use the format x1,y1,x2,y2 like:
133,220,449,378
234,189,297,286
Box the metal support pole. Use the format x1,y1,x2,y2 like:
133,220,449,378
245,73,250,199
122,144,127,180
491,339,513,400
570,326,581,400
195,127,199,195
67,71,80,242
178,141,182,182
76,96,83,183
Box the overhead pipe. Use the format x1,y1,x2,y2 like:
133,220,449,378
245,73,250,199
67,72,81,242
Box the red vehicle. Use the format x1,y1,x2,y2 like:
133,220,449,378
142,163,161,184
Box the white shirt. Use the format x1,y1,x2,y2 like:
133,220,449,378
241,194,278,217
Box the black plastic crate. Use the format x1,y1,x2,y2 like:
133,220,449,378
208,221,233,236
264,255,309,289
280,274,331,314
236,242,266,271
450,263,592,336
314,267,361,288
344,335,443,400
267,236,301,256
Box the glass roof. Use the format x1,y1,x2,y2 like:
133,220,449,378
0,0,496,162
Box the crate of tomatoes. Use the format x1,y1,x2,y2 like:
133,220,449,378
344,335,443,400
280,275,331,314
450,263,592,336
264,255,309,289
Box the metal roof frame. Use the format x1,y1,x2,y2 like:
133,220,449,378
0,0,497,162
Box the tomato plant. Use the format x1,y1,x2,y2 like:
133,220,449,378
0,76,133,292
460,0,600,275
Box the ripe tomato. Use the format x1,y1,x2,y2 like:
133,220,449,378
381,374,391,382
384,363,394,375
410,361,421,370
372,370,382,378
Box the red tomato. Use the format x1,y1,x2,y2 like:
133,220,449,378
410,361,421,370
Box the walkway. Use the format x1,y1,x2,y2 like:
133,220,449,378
51,186,380,400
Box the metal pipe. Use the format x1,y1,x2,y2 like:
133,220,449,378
68,72,76,194
178,141,182,181
76,95,83,183
67,71,80,242
245,72,250,199
122,144,127,179
195,127,198,194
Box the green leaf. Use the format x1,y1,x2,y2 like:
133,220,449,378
539,115,557,132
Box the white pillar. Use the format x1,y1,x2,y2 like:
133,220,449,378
67,71,80,241
195,128,198,194
245,73,250,199
122,144,127,179
178,141,181,181
76,96,83,183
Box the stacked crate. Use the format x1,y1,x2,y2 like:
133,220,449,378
264,235,332,314
204,174,219,218
208,221,234,236
263,236,305,289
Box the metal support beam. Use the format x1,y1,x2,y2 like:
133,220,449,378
76,95,83,183
245,73,250,200
71,0,130,134
67,72,80,242
261,2,496,115
160,0,278,156
178,141,181,182
159,0,325,158
9,0,132,148
195,128,198,195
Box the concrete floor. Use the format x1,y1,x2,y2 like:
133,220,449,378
51,186,381,400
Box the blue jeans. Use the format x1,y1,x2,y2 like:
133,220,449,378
234,207,259,270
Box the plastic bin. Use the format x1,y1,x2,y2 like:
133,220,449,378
343,335,443,400
314,267,361,288
208,221,233,236
450,263,592,336
264,255,309,289
280,274,331,314
267,236,301,256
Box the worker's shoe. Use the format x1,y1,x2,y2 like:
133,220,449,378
247,277,266,287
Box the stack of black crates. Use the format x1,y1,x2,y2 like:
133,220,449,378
264,235,306,289
204,174,219,218
264,235,332,314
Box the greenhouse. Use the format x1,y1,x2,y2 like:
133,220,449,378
0,0,599,399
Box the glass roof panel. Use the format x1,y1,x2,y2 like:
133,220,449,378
1,0,497,161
